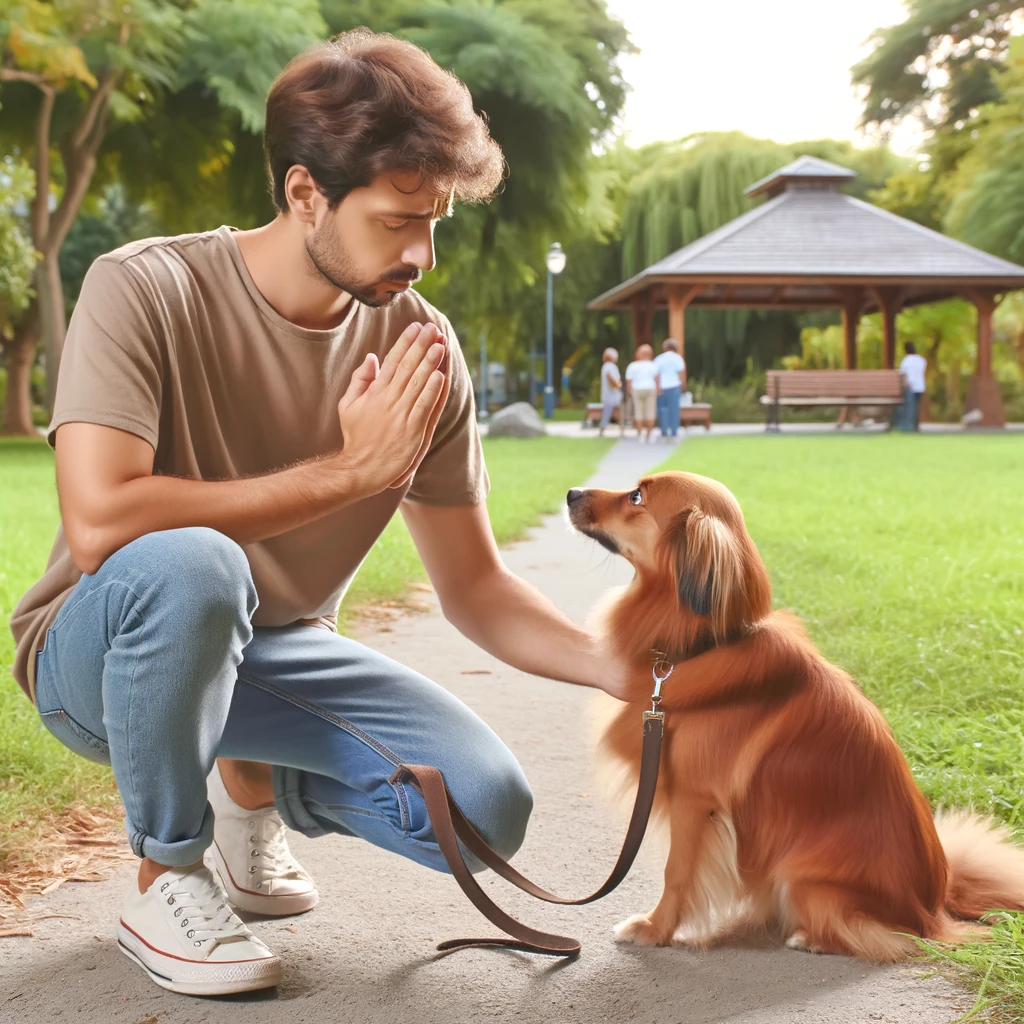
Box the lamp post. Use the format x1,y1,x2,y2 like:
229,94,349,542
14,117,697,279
544,242,566,419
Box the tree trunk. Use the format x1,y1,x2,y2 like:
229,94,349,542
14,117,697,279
35,255,67,413
3,334,38,435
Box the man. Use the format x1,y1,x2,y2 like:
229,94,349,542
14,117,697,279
597,347,624,438
653,338,686,441
899,342,927,431
10,31,625,997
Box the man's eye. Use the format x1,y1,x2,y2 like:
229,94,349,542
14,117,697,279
628,489,643,506
383,221,405,232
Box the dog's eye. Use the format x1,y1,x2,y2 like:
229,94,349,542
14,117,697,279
628,489,643,507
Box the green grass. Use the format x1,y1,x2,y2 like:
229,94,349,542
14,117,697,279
0,434,611,862
663,434,1024,1020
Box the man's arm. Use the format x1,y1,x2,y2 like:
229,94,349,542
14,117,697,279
401,501,627,697
58,323,450,575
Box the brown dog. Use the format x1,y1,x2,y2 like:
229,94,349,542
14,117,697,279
567,471,1024,961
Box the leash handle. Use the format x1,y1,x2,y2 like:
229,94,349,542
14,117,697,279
392,709,665,958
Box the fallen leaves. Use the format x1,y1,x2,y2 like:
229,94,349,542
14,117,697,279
1,804,133,931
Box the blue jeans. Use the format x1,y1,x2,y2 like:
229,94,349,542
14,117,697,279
659,387,681,437
33,528,532,872
900,388,921,431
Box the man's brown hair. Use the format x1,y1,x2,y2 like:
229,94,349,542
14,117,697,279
264,29,504,214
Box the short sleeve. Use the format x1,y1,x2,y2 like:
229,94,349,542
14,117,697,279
404,319,489,506
48,256,164,449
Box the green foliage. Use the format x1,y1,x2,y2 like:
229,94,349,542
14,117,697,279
852,0,1021,131
944,37,1024,264
0,157,38,327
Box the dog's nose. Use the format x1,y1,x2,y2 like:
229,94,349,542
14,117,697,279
566,488,585,506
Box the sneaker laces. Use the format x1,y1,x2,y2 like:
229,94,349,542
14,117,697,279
160,870,259,951
246,810,311,884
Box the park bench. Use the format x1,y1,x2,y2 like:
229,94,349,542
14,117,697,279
760,370,903,432
584,401,712,431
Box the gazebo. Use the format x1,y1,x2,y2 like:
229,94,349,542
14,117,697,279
588,155,1024,426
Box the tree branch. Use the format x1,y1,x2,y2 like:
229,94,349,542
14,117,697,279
47,88,114,254
30,84,56,251
67,67,118,156
0,67,46,85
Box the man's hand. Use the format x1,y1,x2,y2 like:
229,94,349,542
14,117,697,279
335,321,451,492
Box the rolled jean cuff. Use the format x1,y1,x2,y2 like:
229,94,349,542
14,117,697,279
131,802,215,866
273,764,329,838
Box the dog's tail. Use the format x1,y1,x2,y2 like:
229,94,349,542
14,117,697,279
935,810,1024,921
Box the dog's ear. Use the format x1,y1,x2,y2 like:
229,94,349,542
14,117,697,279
665,507,746,636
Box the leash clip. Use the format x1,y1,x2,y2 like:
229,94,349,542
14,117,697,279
648,659,673,716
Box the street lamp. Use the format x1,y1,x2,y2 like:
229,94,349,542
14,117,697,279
544,242,566,419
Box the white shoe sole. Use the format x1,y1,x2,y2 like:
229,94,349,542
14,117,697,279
117,921,281,996
208,842,320,917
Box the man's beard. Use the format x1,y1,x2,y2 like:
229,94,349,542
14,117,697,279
305,224,421,308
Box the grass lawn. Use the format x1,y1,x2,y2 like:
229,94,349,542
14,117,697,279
663,433,1024,1021
0,434,612,865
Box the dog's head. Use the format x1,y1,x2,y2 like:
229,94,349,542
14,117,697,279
567,471,771,640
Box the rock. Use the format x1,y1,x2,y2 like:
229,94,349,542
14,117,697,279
486,401,547,438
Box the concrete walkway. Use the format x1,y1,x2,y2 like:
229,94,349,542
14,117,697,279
1,440,968,1024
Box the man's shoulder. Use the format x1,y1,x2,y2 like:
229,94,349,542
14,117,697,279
89,229,230,296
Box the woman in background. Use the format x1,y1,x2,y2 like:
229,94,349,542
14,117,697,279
625,344,659,443
598,347,624,438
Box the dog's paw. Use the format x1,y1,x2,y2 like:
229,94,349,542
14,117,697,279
785,932,826,955
614,913,671,947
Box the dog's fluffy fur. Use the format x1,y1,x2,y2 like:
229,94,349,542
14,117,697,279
568,471,1024,962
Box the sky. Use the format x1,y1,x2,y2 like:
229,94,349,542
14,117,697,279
604,0,921,154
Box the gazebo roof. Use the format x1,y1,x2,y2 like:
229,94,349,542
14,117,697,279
589,157,1024,312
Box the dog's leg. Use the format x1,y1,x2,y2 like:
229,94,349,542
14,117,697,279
782,881,916,962
615,801,720,947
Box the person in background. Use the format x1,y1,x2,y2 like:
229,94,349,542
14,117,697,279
625,344,659,443
654,338,686,441
597,347,624,438
899,342,927,431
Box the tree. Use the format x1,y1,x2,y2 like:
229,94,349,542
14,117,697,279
852,0,1021,133
0,0,325,428
0,156,40,433
943,36,1024,263
334,0,633,393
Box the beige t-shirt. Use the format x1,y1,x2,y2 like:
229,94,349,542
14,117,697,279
9,226,487,703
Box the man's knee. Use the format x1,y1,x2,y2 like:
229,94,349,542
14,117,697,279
473,759,534,863
108,527,257,620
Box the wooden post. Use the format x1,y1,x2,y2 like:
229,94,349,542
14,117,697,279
965,291,1005,427
667,285,703,363
840,291,863,369
630,292,653,355
869,287,900,370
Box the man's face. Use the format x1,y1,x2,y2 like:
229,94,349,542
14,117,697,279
305,171,440,308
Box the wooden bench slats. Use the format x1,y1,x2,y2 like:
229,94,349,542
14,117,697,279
762,370,905,431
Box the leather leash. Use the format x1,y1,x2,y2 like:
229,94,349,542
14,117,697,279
391,659,673,958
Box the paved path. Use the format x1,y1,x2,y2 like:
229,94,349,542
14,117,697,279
2,440,968,1024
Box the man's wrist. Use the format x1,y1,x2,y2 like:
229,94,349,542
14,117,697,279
320,449,380,507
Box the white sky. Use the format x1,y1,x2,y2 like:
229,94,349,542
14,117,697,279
604,0,922,154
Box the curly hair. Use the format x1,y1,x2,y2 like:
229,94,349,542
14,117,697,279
264,29,504,214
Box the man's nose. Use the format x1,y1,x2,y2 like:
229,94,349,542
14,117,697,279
566,488,586,506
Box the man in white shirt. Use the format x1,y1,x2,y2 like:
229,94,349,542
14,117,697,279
624,344,659,442
653,338,686,440
899,342,928,431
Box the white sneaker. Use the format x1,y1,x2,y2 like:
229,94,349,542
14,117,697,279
206,763,319,917
118,865,281,996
